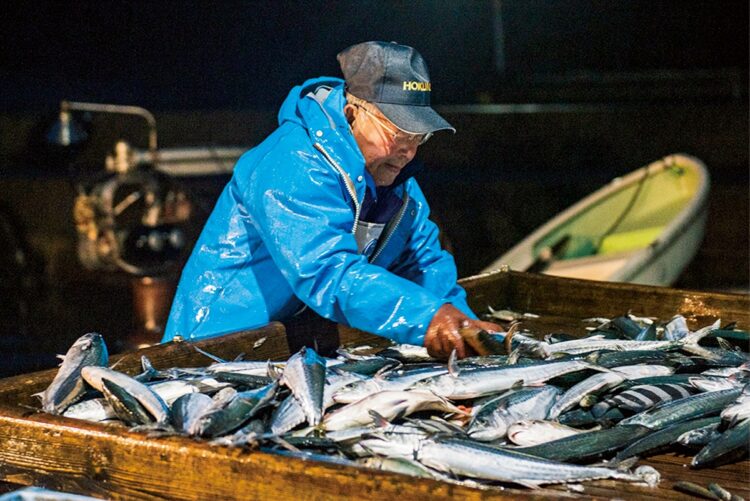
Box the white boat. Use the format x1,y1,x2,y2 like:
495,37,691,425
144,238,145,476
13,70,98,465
482,153,710,286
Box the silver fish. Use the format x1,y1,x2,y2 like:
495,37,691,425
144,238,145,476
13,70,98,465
720,385,750,426
413,360,601,399
663,315,690,341
618,387,742,430
676,422,721,447
171,392,215,435
322,390,462,431
415,437,660,488
540,321,718,357
39,332,108,414
280,346,327,426
332,365,447,404
269,371,362,435
194,382,278,437
61,397,116,422
592,382,697,417
80,366,170,424
467,386,561,441
548,365,674,419
148,377,229,405
507,420,593,446
100,377,156,425
205,360,283,376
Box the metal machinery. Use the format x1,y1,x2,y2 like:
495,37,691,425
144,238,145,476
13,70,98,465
48,100,246,348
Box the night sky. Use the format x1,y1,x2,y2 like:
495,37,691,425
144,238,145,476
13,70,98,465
2,0,747,112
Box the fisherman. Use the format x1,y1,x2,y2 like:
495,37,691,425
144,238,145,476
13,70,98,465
161,41,501,358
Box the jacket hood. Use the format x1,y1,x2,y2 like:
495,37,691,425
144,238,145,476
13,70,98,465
277,76,347,131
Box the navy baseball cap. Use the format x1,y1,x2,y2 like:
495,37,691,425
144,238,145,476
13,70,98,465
337,41,455,135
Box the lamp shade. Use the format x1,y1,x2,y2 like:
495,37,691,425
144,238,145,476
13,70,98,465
46,111,88,146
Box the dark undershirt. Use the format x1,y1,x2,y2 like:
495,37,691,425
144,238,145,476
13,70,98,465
359,159,423,223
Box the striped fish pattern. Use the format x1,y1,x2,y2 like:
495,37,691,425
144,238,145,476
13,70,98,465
592,383,697,417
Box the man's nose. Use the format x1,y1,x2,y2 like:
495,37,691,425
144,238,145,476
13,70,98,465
394,140,419,160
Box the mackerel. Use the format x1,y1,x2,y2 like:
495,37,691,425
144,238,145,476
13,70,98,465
467,386,561,441
416,437,660,488
548,364,673,419
101,378,156,425
81,366,169,423
412,359,602,399
269,371,362,435
677,422,722,447
512,425,651,462
194,382,278,437
39,332,108,414
540,321,718,357
507,420,593,446
618,387,743,430
322,390,462,431
205,360,282,376
332,365,447,404
171,392,215,435
692,418,750,468
280,346,327,426
61,397,116,422
615,416,721,461
592,381,697,418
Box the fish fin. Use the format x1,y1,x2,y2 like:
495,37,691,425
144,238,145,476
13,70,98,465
327,366,345,378
585,351,601,364
715,338,733,351
507,348,522,365
193,345,227,363
590,402,608,418
586,363,616,374
368,410,393,427
233,353,246,362
514,480,542,490
523,380,545,388
267,361,283,381
56,354,66,361
108,357,126,370
140,355,154,372
30,391,44,400
683,320,721,345
503,321,521,354
270,435,301,453
374,360,402,378
447,350,460,378
613,456,639,471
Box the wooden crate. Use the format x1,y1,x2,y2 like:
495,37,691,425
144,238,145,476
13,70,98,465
0,270,747,500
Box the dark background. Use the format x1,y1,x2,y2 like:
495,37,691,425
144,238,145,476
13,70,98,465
1,0,747,376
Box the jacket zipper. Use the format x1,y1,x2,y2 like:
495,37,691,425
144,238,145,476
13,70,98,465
370,192,410,263
314,142,360,233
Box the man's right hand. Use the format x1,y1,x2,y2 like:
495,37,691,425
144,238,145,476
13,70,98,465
423,303,472,360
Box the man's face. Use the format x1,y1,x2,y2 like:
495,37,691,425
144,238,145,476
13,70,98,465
347,103,425,187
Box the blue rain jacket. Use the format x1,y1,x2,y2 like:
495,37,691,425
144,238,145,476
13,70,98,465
162,77,476,345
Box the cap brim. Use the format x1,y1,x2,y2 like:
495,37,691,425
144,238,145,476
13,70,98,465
376,103,455,135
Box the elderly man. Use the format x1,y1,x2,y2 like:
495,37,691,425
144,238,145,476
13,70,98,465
162,41,500,358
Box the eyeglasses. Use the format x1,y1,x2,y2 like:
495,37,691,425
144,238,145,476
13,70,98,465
353,103,432,146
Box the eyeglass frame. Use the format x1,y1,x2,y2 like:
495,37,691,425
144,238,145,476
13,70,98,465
352,102,432,146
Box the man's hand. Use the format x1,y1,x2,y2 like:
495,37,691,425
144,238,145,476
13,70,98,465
423,304,503,360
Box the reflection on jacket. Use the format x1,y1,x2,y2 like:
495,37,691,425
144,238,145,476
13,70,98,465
162,77,476,346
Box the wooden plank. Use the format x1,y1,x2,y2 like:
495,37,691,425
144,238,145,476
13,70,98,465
0,404,585,501
462,269,750,328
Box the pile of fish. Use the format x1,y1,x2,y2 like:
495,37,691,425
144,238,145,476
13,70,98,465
35,312,750,492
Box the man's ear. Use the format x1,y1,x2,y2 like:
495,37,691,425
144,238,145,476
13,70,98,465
343,103,356,125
